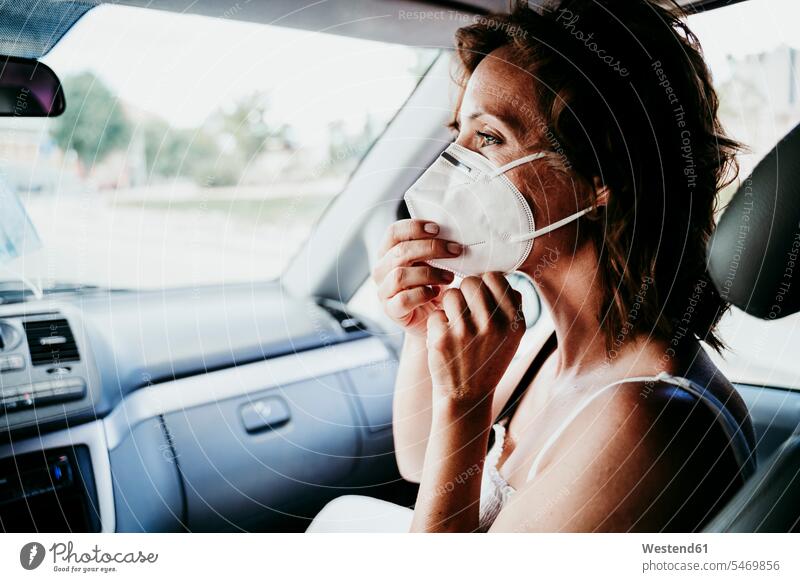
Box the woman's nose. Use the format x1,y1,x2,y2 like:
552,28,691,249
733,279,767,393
453,134,478,153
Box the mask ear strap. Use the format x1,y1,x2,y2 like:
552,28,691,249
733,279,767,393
487,151,548,178
508,207,593,243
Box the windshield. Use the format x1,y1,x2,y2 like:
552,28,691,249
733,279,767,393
0,4,436,290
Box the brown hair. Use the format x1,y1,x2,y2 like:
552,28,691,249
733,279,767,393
454,0,741,351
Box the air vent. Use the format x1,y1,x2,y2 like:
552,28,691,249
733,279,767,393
23,318,80,366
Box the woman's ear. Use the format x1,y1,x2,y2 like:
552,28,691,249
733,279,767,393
593,176,610,208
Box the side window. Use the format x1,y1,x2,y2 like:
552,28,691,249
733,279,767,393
689,0,800,389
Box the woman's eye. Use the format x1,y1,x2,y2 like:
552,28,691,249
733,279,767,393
476,131,501,147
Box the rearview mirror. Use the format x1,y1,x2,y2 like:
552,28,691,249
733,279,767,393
0,56,64,117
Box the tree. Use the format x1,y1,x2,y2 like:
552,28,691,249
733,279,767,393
327,115,377,174
50,72,132,175
141,118,241,186
211,92,288,162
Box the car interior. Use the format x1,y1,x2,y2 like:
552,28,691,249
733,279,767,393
0,0,798,533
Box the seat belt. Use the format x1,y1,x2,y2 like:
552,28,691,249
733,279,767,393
487,331,557,451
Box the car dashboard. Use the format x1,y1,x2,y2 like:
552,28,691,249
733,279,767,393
0,282,405,532
2,282,799,533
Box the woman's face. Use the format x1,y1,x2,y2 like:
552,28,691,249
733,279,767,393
453,47,593,275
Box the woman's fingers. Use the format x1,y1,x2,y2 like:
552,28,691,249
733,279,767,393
372,220,464,331
440,274,522,334
378,219,440,256
441,288,470,330
460,276,498,327
378,265,454,299
385,286,438,322
373,238,461,282
426,309,449,338
374,221,522,338
482,272,524,326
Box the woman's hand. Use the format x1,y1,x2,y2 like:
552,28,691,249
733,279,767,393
410,273,525,532
426,272,525,410
372,219,462,336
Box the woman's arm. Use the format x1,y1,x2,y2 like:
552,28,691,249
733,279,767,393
392,333,434,482
393,307,547,482
370,219,464,481
410,273,525,532
410,399,494,531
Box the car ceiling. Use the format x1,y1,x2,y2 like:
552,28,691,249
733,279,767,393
0,0,750,60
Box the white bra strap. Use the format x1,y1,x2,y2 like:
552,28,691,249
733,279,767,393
525,375,659,481
487,151,548,178
525,372,756,482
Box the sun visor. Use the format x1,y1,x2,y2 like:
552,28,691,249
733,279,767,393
0,1,97,59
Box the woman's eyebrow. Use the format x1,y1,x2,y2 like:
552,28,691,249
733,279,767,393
465,109,525,136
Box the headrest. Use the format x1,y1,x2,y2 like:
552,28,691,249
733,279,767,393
708,123,800,319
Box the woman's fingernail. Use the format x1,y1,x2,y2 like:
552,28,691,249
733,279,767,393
442,270,455,281
447,242,462,255
424,223,439,234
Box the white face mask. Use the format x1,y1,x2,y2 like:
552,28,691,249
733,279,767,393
403,142,592,277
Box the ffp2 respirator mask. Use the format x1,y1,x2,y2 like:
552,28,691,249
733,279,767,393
403,142,592,277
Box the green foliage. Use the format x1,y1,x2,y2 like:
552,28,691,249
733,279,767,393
49,75,362,187
141,93,291,186
50,72,132,171
141,119,241,186
211,93,288,163
327,116,376,170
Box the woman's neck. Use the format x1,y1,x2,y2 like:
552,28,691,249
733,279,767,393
522,243,613,377
524,243,690,382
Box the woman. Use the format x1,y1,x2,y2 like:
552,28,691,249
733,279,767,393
311,0,755,533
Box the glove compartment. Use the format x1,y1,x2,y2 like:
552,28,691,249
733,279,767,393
163,372,360,531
